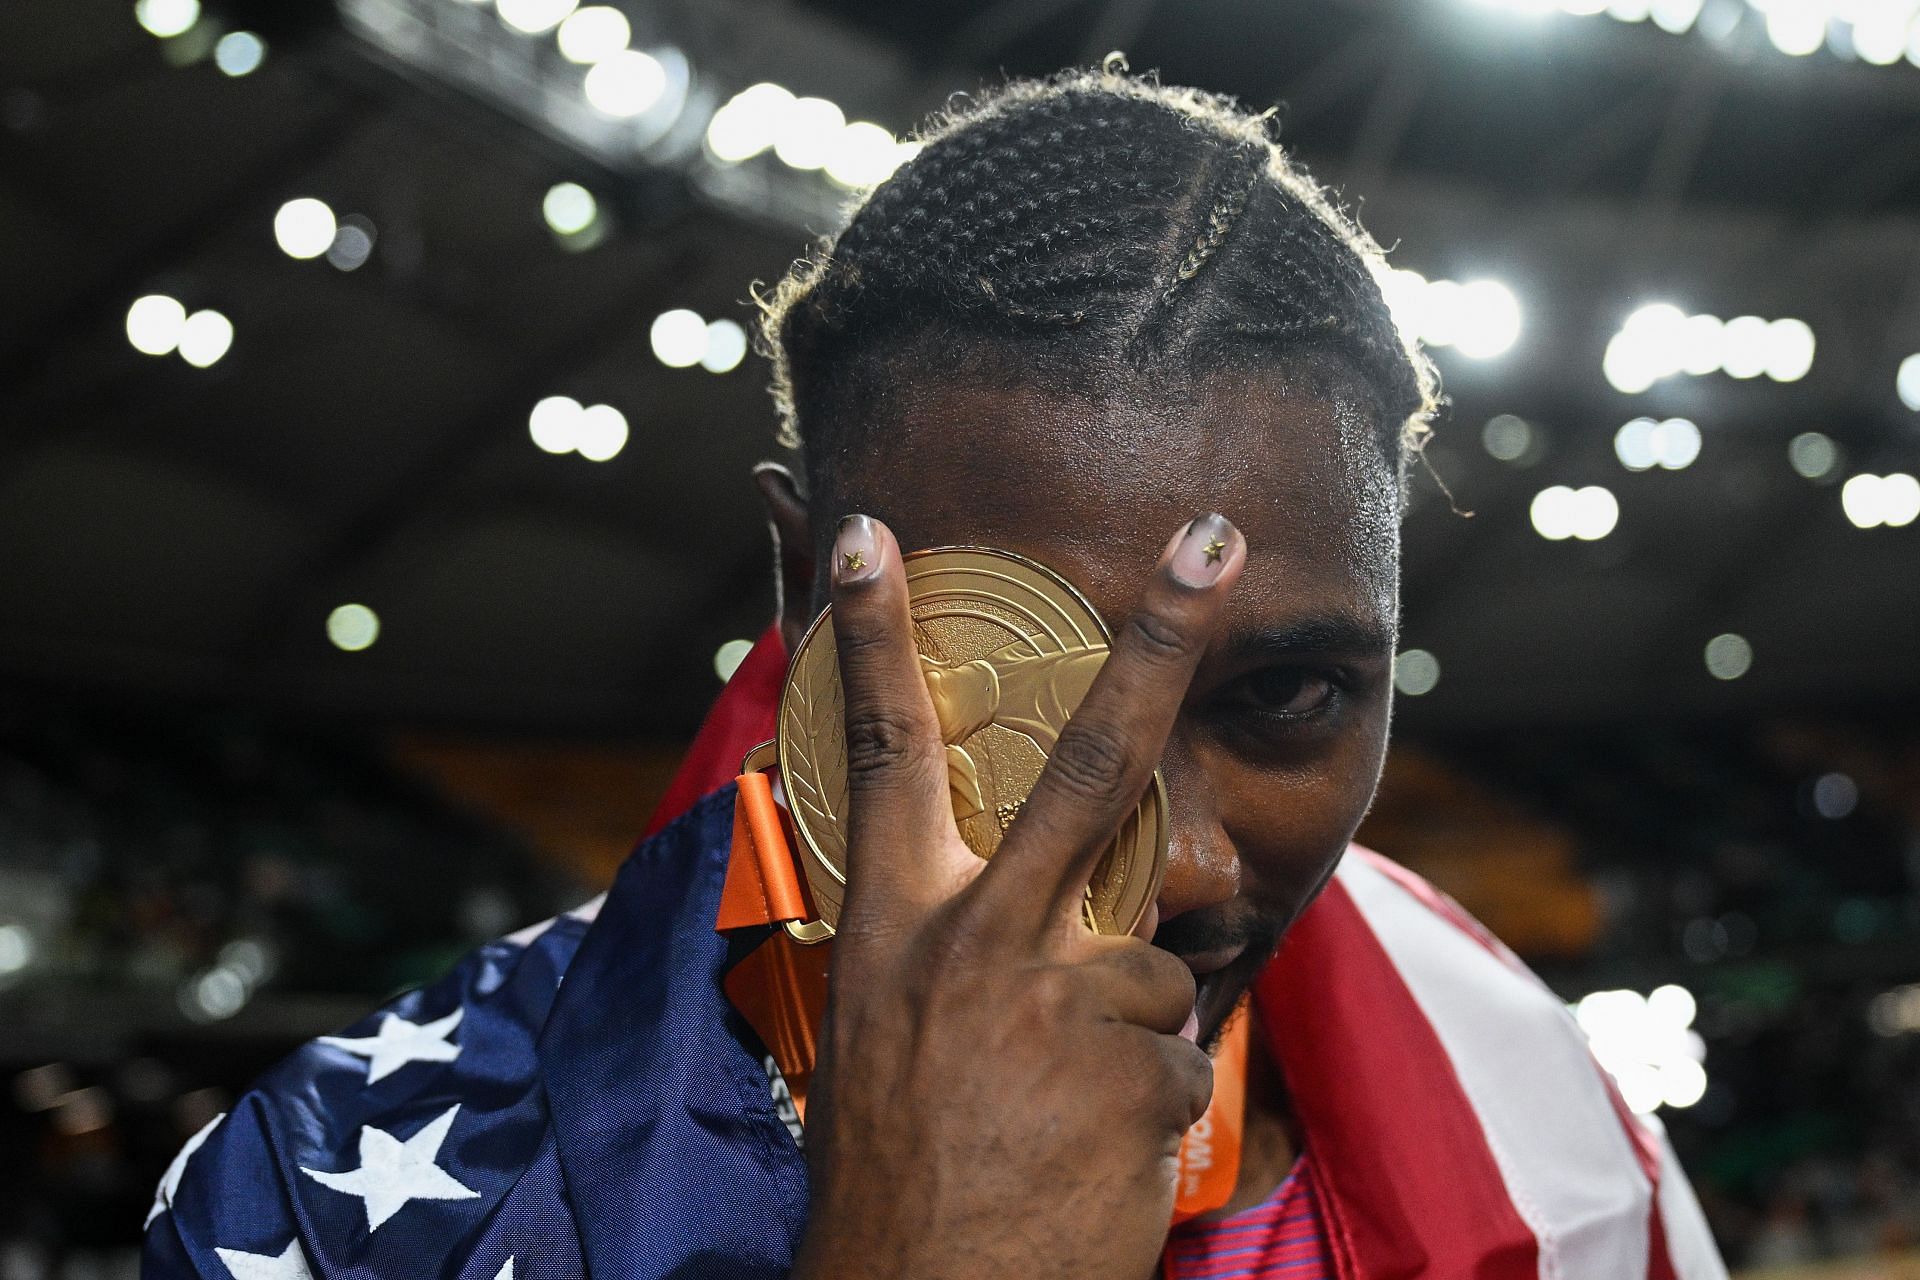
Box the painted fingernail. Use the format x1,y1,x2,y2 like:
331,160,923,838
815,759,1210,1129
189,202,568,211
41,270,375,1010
834,514,880,583
1169,513,1237,588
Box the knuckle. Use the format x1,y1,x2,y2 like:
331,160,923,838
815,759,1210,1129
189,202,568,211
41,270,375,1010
842,710,935,781
1111,939,1193,999
1024,964,1079,1021
1122,608,1197,667
834,618,893,668
1045,724,1138,809
1155,1039,1215,1127
940,891,1008,954
1141,945,1198,1004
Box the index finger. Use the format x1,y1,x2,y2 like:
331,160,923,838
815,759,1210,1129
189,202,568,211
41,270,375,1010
828,515,978,921
983,513,1245,932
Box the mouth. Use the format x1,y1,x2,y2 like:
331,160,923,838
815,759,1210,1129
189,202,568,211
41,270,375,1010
1151,909,1273,1048
1179,946,1245,978
1175,951,1245,1043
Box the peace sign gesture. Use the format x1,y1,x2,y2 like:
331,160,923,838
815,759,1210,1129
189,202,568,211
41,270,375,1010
792,511,1246,1280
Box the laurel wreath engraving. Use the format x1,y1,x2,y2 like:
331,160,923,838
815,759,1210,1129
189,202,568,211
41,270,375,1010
782,660,847,881
779,552,1167,935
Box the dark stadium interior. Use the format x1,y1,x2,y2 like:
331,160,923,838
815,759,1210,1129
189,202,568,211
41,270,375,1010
3,0,1919,1273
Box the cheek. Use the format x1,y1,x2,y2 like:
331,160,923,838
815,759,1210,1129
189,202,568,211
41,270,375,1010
1211,718,1392,914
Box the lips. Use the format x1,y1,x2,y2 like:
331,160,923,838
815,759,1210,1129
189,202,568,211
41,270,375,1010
1163,948,1242,1041
1177,946,1245,978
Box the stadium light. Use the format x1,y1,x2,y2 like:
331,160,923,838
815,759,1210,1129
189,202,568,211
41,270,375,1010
1382,270,1522,359
1530,484,1619,540
1604,305,1813,393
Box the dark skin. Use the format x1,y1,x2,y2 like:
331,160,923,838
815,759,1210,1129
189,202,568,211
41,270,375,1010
753,359,1401,1276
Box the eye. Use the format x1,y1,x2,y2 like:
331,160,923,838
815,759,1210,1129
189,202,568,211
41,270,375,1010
1222,666,1339,719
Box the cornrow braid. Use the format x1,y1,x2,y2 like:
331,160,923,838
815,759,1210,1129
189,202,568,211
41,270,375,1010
1159,143,1263,309
754,64,1438,486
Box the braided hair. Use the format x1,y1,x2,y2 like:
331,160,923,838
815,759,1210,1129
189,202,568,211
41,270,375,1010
757,64,1438,504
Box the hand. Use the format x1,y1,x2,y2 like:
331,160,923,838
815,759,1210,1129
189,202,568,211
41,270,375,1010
790,513,1246,1280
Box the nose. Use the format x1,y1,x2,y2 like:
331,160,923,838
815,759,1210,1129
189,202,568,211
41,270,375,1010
1151,735,1240,924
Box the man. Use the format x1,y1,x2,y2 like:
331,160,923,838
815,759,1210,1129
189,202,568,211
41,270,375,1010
145,67,1727,1279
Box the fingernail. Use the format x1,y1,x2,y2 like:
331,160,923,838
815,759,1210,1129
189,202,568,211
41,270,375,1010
834,514,880,583
1168,513,1237,588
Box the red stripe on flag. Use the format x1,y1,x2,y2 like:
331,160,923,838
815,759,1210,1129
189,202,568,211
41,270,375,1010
1256,876,1542,1280
643,624,786,838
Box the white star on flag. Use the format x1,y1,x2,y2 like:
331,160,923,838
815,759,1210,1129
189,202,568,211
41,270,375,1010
495,1259,515,1280
318,1007,463,1084
146,1111,226,1228
214,1239,314,1280
301,1105,480,1231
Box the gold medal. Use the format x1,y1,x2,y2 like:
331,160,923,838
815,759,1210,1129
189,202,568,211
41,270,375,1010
776,546,1169,939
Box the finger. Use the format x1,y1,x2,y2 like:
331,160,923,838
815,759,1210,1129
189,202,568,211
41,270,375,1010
1108,1024,1215,1134
1075,935,1197,1035
829,515,975,917
986,513,1245,929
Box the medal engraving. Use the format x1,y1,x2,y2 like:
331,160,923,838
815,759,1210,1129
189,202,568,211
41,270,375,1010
778,547,1169,937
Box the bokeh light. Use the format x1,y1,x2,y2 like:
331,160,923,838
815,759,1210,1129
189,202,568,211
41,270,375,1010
1841,472,1920,529
529,395,584,454
1615,416,1700,472
1573,986,1708,1113
1763,318,1816,382
1393,649,1441,696
1813,772,1860,820
1855,6,1910,62
542,181,599,236
713,638,754,683
1604,305,1811,391
126,294,187,356
825,121,907,188
1766,6,1827,56
1481,413,1536,463
1530,484,1618,541
574,403,629,462
496,0,578,35
1897,353,1920,411
706,83,793,163
700,319,748,374
556,5,629,63
1382,270,1521,359
1720,315,1771,379
1788,431,1839,480
1704,632,1753,681
326,603,380,652
134,0,200,38
213,31,266,76
773,97,847,171
1648,0,1704,34
0,923,33,976
650,309,707,367
584,49,666,118
327,217,376,271
176,309,233,368
274,197,337,260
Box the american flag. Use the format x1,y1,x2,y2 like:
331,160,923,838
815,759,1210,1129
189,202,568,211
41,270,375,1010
145,629,1726,1279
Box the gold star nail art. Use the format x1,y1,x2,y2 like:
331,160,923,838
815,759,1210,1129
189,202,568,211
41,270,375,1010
1202,537,1227,565
841,549,867,573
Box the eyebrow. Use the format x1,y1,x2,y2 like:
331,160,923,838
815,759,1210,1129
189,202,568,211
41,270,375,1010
1219,615,1396,663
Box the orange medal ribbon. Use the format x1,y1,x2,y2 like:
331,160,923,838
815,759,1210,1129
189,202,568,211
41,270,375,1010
716,774,1246,1222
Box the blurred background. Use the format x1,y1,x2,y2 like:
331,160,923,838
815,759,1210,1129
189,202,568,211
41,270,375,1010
2,0,1919,1274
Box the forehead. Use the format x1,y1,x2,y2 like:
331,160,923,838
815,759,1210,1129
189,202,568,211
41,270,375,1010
847,363,1402,631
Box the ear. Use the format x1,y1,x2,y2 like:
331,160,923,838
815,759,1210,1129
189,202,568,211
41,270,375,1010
752,461,815,654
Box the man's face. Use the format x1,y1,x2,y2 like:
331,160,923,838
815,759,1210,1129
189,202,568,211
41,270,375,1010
816,360,1401,1044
